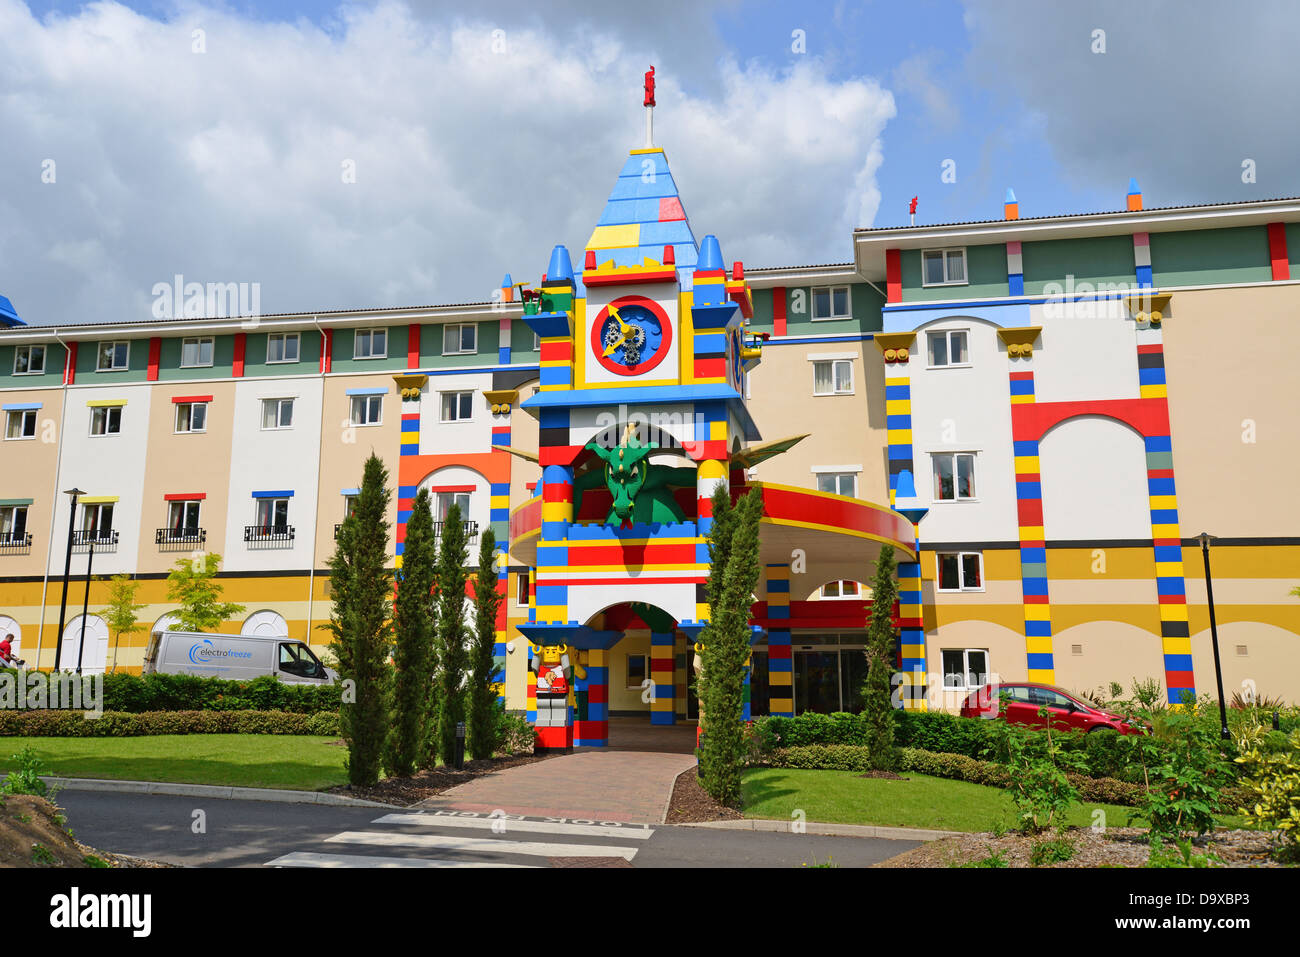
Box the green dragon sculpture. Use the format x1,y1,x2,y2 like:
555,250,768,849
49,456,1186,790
572,428,696,526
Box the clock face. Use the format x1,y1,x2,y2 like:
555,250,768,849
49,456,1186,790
590,297,673,376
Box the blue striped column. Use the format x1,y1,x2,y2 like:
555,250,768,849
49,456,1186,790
766,564,792,717
650,631,676,725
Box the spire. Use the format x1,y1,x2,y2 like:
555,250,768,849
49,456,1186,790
643,66,655,149
585,150,699,272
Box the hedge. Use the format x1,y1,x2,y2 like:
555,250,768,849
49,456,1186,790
0,669,341,715
0,709,339,737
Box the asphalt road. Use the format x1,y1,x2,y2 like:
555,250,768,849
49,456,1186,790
55,790,917,869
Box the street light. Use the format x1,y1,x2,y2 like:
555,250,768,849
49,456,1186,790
53,488,84,672
1198,532,1230,740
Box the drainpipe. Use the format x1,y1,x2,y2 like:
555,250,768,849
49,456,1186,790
35,329,71,670
305,316,325,649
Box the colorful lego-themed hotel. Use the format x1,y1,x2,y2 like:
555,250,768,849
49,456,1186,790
1,89,1298,734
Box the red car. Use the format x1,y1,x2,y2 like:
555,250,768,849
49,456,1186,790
960,682,1145,735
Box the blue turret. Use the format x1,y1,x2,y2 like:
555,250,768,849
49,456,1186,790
547,245,574,285
0,293,23,327
697,234,724,272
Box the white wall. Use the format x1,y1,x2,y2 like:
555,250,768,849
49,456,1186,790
420,371,494,456
1039,416,1150,540
1029,300,1139,404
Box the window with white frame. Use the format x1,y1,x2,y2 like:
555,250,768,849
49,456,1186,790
167,500,202,536
354,328,387,359
927,329,970,368
0,505,28,544
13,345,45,375
921,248,967,286
941,648,989,690
440,391,472,423
255,498,290,531
937,551,983,591
89,406,122,436
175,401,208,433
434,490,471,521
811,285,851,320
812,358,853,395
80,502,114,535
180,337,214,368
442,323,477,355
820,580,861,599
350,394,382,426
515,571,530,608
267,332,300,364
5,409,37,440
816,471,857,497
97,341,129,371
343,494,358,518
932,452,976,501
261,398,294,430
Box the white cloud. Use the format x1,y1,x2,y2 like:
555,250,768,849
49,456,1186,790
0,0,895,325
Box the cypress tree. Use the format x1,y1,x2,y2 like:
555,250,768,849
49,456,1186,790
862,544,900,770
699,484,763,806
326,454,393,787
467,529,504,760
386,488,437,778
434,502,471,765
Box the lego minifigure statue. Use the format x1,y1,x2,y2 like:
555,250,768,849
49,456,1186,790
531,643,586,752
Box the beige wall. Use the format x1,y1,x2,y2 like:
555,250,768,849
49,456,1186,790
0,387,63,580
743,341,890,503
135,381,237,574
1163,284,1298,537
508,379,541,505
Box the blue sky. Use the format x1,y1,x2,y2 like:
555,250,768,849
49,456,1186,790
3,0,1296,323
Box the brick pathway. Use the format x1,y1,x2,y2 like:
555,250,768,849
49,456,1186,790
416,751,698,824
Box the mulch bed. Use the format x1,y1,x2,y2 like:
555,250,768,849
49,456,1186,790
326,753,551,807
664,766,744,824
857,771,909,780
876,826,1286,868
548,856,634,868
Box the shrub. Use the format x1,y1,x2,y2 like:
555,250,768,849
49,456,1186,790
0,709,338,736
1,745,50,796
1234,726,1300,860
494,711,536,757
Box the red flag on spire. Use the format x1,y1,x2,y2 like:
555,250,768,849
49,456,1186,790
644,66,655,107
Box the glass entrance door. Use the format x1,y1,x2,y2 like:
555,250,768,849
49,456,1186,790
794,651,841,715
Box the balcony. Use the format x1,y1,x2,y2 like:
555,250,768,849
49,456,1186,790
71,529,119,553
156,527,207,552
245,524,295,548
0,532,32,556
434,520,479,543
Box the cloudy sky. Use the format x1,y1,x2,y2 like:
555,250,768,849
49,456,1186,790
2,0,1297,325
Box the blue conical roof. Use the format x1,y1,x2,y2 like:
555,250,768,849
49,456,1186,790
584,149,699,273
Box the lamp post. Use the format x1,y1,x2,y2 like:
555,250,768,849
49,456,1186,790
53,488,84,672
1198,532,1230,740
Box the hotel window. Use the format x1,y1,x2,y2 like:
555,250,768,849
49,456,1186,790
435,490,470,521
811,285,851,320
443,323,477,355
175,401,208,434
354,328,387,359
13,344,45,375
261,398,294,430
816,471,857,497
180,337,214,368
812,359,853,396
89,406,122,436
515,571,530,608
440,391,473,423
97,341,130,371
255,498,290,532
0,505,28,544
167,500,202,536
821,580,861,599
937,552,983,592
921,248,967,286
267,332,300,364
626,654,648,689
941,648,989,691
5,409,37,440
532,331,541,351
343,495,359,518
81,502,114,536
932,452,976,501
350,395,383,426
927,329,970,367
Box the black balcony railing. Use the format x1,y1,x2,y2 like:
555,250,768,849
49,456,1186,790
433,520,479,542
71,529,119,552
156,527,206,550
244,524,295,546
0,532,32,555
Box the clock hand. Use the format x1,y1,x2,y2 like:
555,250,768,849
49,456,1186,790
602,306,635,357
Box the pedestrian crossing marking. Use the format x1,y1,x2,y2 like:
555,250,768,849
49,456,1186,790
265,851,537,869
370,813,655,840
325,830,641,861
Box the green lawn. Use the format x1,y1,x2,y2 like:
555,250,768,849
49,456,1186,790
0,736,348,791
743,768,1147,832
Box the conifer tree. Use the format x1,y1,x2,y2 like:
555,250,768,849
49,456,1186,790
386,488,436,777
327,454,393,786
698,484,763,806
467,529,504,760
862,544,900,770
434,502,471,765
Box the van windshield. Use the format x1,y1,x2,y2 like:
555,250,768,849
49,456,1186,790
278,642,324,678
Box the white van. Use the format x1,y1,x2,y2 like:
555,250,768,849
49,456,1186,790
143,630,337,685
